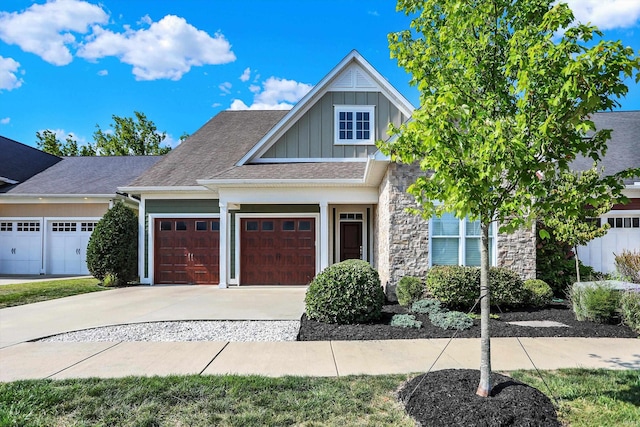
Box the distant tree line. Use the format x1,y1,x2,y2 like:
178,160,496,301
35,111,185,156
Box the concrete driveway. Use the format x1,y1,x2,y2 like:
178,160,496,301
0,285,307,348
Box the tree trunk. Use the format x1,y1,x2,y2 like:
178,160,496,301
574,245,581,283
476,221,491,397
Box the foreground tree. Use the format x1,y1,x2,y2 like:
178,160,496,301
36,130,96,156
381,0,639,396
94,111,171,155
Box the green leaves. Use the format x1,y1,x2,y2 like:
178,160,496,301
94,111,171,156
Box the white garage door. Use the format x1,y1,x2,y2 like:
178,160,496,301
0,220,43,274
578,216,640,274
48,220,98,275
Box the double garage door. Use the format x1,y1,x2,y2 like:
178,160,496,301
0,219,97,275
578,215,640,273
153,217,316,286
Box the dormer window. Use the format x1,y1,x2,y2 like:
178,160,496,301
334,105,375,145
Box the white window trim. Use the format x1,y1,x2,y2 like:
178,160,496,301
334,105,375,145
428,216,497,267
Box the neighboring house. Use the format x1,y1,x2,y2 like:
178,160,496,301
0,136,161,275
121,50,537,293
576,111,640,274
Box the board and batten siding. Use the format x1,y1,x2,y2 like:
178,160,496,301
261,91,406,159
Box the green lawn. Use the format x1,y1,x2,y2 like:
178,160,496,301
0,278,107,308
0,370,637,426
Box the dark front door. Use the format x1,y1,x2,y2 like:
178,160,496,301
154,219,219,285
241,218,315,285
340,222,362,261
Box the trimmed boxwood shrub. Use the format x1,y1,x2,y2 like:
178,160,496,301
396,276,424,306
523,279,554,307
425,265,526,309
305,259,384,324
86,202,138,286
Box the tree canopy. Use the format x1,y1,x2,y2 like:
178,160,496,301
36,111,172,156
380,0,640,396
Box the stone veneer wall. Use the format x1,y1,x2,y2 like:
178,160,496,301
497,223,537,280
376,163,430,300
376,162,538,299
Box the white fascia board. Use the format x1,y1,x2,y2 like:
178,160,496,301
250,157,369,163
236,50,415,166
0,177,19,184
0,195,113,204
219,186,379,205
139,191,219,200
118,185,211,193
363,155,390,186
198,178,366,188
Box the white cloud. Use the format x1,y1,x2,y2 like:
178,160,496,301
0,0,108,66
563,0,640,29
0,56,23,91
229,77,313,110
240,67,251,82
219,81,232,94
249,84,261,93
78,14,236,80
97,69,108,76
0,117,10,125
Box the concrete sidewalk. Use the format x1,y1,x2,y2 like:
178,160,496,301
1,337,639,382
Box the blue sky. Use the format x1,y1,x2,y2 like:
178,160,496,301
1,0,639,150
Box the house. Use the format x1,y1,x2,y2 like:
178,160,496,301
121,50,537,293
576,111,640,274
0,136,161,275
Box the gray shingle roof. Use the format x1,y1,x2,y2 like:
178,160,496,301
0,135,61,190
3,156,162,195
571,111,640,184
128,110,372,188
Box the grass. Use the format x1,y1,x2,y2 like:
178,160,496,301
0,278,107,308
511,369,640,427
0,370,637,426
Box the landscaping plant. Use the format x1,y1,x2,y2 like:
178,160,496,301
523,279,554,307
570,282,621,323
305,259,385,324
86,202,138,286
614,249,640,283
396,276,424,306
390,314,422,329
411,298,442,316
619,289,640,333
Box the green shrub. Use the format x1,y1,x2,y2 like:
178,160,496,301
305,259,384,324
570,282,621,323
619,289,640,333
425,265,526,309
523,279,554,307
411,298,442,316
390,314,422,329
102,272,119,287
429,310,474,331
86,202,138,286
614,250,640,283
536,221,604,295
396,276,424,306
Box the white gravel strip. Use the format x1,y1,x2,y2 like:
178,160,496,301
37,320,300,342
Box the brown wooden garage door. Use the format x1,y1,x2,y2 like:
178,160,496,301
240,218,315,285
154,218,219,285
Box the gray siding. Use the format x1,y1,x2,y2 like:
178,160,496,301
262,91,407,159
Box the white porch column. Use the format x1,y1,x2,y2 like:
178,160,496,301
138,197,149,284
218,201,228,288
319,201,329,271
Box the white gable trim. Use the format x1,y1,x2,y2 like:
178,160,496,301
236,50,414,166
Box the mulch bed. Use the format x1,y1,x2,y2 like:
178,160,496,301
297,300,638,341
399,369,561,426
298,300,636,426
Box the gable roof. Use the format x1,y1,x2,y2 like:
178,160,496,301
0,135,61,189
571,111,640,185
236,50,415,165
126,110,288,188
2,155,162,196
